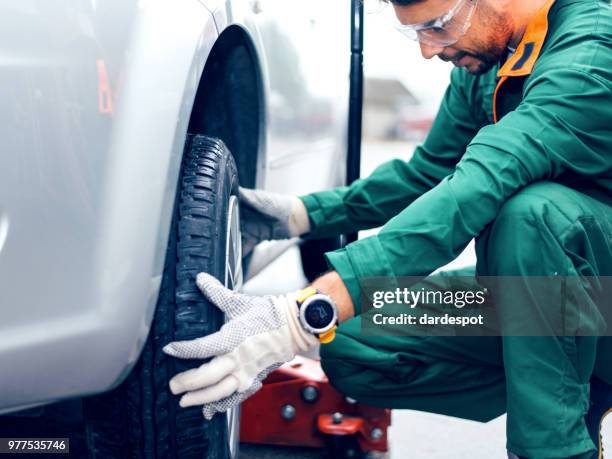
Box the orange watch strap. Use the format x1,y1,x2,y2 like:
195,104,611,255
296,286,318,303
319,326,337,344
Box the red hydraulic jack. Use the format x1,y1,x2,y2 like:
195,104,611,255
239,356,391,458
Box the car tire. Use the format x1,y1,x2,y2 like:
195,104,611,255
83,135,242,459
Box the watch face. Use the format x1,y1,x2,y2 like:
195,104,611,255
304,299,335,330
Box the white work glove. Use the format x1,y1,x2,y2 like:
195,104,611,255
239,187,310,257
162,273,318,420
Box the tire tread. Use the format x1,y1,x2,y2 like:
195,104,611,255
84,135,237,459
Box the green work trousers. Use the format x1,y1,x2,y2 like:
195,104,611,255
320,182,612,459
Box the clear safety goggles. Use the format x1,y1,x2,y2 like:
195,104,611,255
394,0,478,47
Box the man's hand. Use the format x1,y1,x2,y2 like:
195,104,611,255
162,273,318,420
239,187,310,257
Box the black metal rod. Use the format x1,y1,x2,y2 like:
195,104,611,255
346,0,364,245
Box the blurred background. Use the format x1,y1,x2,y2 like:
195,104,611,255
362,1,450,143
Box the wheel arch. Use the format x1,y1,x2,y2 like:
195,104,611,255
188,24,266,190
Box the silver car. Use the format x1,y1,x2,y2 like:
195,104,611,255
0,0,350,456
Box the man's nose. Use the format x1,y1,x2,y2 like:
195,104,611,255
419,42,445,59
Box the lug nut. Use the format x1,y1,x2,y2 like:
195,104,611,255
332,412,343,424
371,427,384,440
301,385,319,403
281,404,296,420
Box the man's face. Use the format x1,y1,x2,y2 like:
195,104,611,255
393,0,514,75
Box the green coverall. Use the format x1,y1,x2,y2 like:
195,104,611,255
300,0,612,457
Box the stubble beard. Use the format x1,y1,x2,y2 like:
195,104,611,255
461,7,514,75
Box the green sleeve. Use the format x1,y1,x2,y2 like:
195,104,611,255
300,68,483,239
327,68,612,313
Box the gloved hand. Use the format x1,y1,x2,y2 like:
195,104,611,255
162,273,318,420
239,187,310,257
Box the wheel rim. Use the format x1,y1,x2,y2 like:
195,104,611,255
224,194,242,458
225,195,243,291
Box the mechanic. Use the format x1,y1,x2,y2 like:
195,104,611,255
163,0,612,458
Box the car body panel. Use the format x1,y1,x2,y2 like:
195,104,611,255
0,0,349,413
0,0,217,413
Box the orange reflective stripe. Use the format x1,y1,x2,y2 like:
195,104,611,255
498,0,556,77
493,0,556,122
493,75,508,124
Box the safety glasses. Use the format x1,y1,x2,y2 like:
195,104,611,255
395,0,478,47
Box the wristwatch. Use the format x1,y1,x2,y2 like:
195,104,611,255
295,287,339,344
